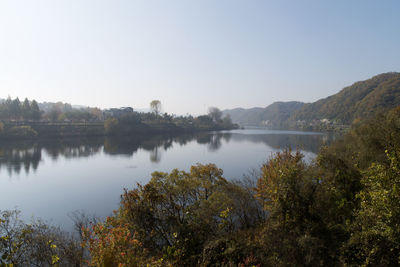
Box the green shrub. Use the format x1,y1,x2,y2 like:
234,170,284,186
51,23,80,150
8,126,38,138
0,210,83,266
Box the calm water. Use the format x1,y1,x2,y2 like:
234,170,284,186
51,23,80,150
0,129,328,230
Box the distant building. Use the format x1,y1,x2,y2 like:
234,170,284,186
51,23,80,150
104,107,134,118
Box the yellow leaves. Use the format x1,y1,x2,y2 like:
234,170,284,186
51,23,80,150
0,236,10,241
51,255,60,265
256,150,306,209
219,207,232,219
48,240,57,249
45,240,60,266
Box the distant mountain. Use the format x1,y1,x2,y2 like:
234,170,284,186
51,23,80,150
224,72,400,129
290,72,400,125
222,107,265,126
223,101,304,127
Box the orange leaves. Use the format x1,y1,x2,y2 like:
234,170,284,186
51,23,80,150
82,217,146,266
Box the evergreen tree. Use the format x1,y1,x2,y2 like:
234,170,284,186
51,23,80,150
30,100,41,121
21,98,31,120
10,98,21,120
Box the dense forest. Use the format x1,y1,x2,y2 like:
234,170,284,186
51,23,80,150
1,105,400,266
291,72,400,125
224,72,400,131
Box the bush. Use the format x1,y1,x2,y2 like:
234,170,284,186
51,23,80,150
82,163,264,266
8,126,38,138
0,210,83,266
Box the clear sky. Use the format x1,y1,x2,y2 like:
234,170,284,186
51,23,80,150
0,0,399,115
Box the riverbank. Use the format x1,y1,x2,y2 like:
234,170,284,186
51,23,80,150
0,121,239,139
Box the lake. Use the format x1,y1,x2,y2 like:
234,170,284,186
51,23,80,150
0,129,329,230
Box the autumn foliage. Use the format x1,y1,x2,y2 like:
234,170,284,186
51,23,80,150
2,106,400,266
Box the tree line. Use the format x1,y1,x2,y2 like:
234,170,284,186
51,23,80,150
0,97,235,129
0,98,237,139
0,97,41,121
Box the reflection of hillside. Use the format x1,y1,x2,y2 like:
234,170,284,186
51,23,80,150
229,133,329,153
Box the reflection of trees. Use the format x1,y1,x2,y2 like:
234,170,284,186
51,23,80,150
103,133,233,160
103,137,141,156
103,133,223,156
150,147,162,163
42,138,103,160
0,138,103,177
195,133,232,152
0,131,331,177
104,135,173,156
0,141,41,176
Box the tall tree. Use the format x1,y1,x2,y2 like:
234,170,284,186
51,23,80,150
21,98,31,120
208,107,222,123
150,100,162,115
10,98,21,120
30,100,41,121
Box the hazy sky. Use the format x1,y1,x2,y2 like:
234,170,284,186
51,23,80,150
1,1,399,115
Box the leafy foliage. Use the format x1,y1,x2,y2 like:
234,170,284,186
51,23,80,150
80,106,400,265
0,210,83,266
83,164,263,266
344,151,400,266
3,105,400,266
7,126,38,138
150,100,162,115
82,216,149,267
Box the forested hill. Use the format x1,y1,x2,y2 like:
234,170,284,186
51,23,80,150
223,101,304,127
224,72,400,129
291,72,400,124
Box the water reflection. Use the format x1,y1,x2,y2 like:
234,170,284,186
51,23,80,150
150,147,162,163
0,130,330,177
43,138,103,160
0,141,41,176
229,132,327,152
196,133,232,151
